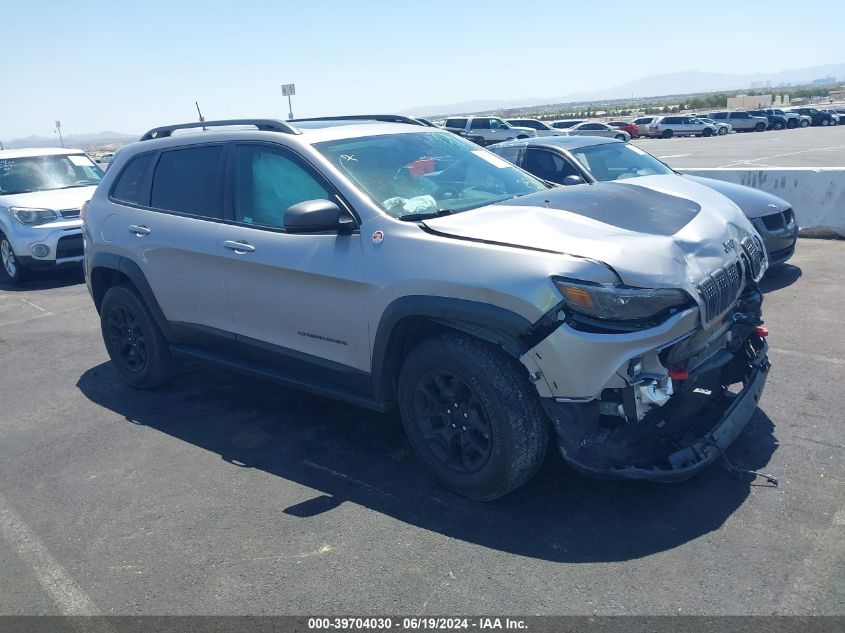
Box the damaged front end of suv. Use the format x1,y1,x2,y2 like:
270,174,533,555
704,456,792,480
500,180,773,481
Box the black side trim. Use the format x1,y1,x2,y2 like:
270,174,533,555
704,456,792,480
168,321,372,400
171,346,385,411
370,296,533,402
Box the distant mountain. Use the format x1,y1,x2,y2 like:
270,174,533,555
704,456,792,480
2,131,137,150
406,63,845,117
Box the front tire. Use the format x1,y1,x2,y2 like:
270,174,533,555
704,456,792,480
754,122,766,132
821,119,830,126
0,232,27,285
615,134,627,141
398,333,549,500
801,119,810,128
702,128,713,137
773,121,785,130
100,283,181,389
661,129,673,139
718,127,728,135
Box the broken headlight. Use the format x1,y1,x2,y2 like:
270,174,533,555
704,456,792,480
554,278,694,324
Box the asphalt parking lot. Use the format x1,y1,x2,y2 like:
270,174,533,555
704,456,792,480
633,125,845,169
0,239,843,616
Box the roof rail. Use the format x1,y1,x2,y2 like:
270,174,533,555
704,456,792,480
289,114,431,127
139,119,301,141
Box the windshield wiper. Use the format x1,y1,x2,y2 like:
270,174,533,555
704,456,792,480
398,208,455,221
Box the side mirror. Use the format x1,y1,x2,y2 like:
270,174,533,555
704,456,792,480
562,175,585,186
284,199,355,234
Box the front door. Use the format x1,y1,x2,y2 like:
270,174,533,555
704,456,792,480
217,143,371,377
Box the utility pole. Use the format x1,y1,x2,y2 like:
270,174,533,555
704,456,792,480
195,101,207,130
55,120,64,147
0,138,4,150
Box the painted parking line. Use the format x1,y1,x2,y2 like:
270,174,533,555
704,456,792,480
718,144,845,168
0,492,115,631
657,154,691,159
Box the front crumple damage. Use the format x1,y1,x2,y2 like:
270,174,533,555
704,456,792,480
525,284,771,481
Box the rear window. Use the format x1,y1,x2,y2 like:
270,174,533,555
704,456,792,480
110,153,154,205
150,146,223,217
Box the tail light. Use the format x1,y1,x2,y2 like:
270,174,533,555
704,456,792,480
80,200,90,223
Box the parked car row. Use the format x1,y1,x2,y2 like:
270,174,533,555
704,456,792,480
2,114,777,501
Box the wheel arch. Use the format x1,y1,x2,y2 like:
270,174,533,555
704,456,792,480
371,296,533,404
89,253,174,340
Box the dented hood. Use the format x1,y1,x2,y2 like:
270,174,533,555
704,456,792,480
422,175,758,291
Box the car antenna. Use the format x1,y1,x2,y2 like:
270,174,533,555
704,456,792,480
195,101,207,131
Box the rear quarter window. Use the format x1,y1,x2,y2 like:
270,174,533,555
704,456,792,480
110,153,155,205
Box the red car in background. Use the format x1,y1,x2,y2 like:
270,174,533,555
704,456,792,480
607,121,639,139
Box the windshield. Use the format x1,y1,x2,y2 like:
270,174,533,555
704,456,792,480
0,154,103,195
569,142,674,182
313,132,546,219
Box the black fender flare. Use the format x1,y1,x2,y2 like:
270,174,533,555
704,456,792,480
370,296,533,402
89,252,174,340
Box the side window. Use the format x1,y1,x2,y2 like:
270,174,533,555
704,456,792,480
712,112,727,120
233,145,331,230
490,145,524,166
445,118,466,129
150,146,223,217
111,153,154,205
581,123,603,130
490,118,507,129
523,148,579,182
470,118,491,130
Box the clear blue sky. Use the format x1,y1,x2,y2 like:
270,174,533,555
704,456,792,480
2,0,843,139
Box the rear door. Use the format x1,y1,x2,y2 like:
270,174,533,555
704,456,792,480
124,144,232,333
217,142,370,375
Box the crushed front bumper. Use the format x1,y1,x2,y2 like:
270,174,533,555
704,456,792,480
542,333,770,481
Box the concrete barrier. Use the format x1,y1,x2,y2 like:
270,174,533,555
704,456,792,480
680,168,845,238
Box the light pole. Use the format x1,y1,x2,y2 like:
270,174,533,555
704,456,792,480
281,84,295,120
55,120,64,148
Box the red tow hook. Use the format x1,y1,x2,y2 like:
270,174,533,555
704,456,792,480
669,368,689,381
753,325,769,338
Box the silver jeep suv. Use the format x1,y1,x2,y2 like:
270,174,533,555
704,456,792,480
84,117,771,500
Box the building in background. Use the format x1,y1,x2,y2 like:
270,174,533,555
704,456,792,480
727,94,773,109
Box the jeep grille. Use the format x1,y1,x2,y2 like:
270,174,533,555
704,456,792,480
699,260,743,321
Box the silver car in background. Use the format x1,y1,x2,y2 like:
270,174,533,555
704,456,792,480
556,121,630,141
0,148,103,284
506,118,562,137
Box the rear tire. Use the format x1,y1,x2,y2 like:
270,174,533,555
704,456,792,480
772,121,785,130
0,232,28,285
801,119,810,128
702,128,713,137
821,119,830,126
398,332,549,500
100,283,181,389
661,129,673,139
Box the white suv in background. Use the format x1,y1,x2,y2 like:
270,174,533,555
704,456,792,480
648,116,718,138
0,148,103,284
505,118,562,137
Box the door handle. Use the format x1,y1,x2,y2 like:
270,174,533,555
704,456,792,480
223,240,256,253
128,225,151,236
